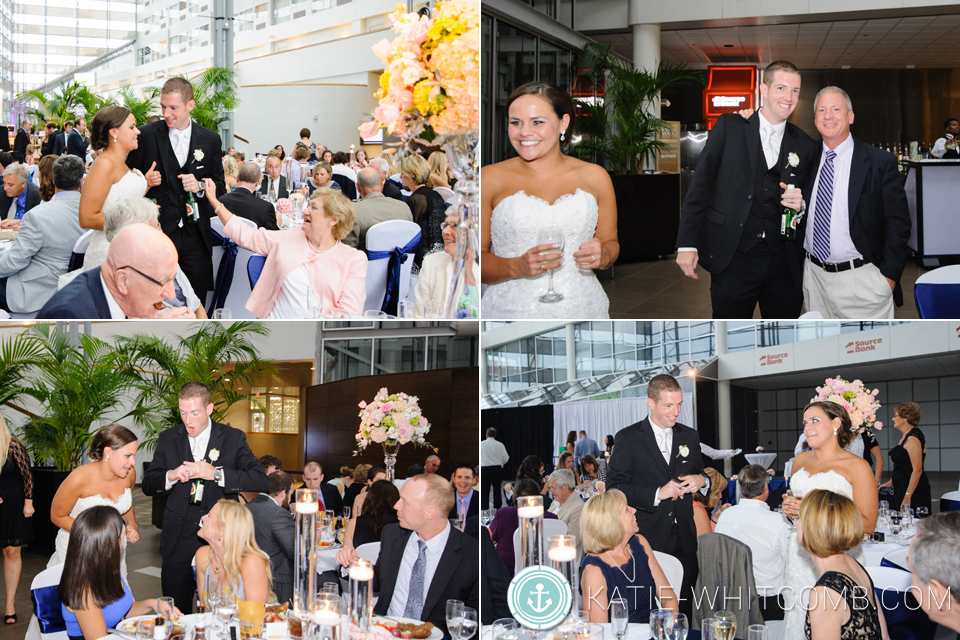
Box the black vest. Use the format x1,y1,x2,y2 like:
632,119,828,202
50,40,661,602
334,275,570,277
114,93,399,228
739,133,788,255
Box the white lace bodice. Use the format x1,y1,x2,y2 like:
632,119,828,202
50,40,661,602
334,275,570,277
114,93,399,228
83,170,148,270
52,488,132,575
482,189,609,319
788,468,855,500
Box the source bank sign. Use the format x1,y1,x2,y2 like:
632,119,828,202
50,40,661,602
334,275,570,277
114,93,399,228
840,335,889,363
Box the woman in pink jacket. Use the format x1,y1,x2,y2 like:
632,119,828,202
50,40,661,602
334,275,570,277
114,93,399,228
202,178,367,318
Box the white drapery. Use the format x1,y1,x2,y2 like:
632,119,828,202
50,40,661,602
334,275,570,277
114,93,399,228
552,379,697,463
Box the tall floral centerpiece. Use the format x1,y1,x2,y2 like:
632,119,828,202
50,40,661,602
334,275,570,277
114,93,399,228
811,377,883,456
355,388,433,481
359,1,479,318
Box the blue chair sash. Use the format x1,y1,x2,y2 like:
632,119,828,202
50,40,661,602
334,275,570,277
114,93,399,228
32,584,66,634
875,587,937,640
248,255,266,289
366,230,421,316
915,282,960,319
208,229,238,315
941,498,960,512
880,557,908,571
67,251,85,272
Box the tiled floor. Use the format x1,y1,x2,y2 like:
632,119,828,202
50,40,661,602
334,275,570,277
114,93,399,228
601,254,927,319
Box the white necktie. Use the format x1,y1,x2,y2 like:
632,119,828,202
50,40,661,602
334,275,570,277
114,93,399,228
656,429,670,463
174,131,188,166
761,126,777,170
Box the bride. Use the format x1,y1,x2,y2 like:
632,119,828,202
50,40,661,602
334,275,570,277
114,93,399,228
49,424,140,577
481,81,619,319
781,401,878,640
78,106,160,267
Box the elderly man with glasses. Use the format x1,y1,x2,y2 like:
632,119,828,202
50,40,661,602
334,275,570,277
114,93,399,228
37,223,194,319
0,162,41,230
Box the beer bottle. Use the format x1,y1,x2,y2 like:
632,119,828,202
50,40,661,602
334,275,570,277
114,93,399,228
780,184,797,241
185,187,199,224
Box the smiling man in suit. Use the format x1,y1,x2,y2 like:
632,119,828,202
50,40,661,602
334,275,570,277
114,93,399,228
142,382,269,613
677,60,820,319
126,77,226,301
258,154,288,201
607,374,710,616
799,86,911,319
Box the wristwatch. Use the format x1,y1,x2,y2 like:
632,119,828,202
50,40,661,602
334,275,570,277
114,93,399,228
213,467,224,483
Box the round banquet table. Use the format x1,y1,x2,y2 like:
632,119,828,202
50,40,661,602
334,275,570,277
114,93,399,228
861,517,916,568
316,543,342,573
744,452,777,469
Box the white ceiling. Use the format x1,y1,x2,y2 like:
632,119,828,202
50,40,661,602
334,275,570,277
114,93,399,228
593,14,960,69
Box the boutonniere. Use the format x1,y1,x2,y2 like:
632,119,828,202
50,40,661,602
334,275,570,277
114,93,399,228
785,152,799,169
193,149,204,163
676,445,690,458
208,448,220,463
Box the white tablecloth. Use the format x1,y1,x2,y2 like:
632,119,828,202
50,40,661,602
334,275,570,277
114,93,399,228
745,453,777,469
483,623,652,640
862,518,915,568
317,545,342,572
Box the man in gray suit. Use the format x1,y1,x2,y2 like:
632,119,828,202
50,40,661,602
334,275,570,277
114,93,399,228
342,166,412,250
245,470,296,605
0,155,85,313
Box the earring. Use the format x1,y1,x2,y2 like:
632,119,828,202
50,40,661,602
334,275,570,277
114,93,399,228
105,456,109,461
833,428,838,436
113,134,117,143
560,130,565,142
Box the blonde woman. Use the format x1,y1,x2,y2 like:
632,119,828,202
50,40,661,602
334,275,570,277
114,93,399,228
580,489,678,623
223,155,239,190
196,500,274,605
0,414,33,624
692,468,728,536
427,151,452,190
401,154,447,268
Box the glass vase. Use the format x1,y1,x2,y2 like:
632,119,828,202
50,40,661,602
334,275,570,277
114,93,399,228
382,440,400,482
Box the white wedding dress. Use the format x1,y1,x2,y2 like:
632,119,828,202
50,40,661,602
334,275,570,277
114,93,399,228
48,487,132,579
83,170,149,269
482,189,609,319
781,469,865,640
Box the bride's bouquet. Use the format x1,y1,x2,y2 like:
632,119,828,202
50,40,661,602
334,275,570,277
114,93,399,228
811,377,883,436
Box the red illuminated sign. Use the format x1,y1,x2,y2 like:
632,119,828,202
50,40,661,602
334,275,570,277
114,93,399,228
703,66,757,130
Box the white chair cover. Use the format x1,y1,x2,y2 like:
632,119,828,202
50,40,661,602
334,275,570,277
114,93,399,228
356,542,381,564
72,229,94,254
653,550,684,605
511,519,568,574
363,219,421,312
30,563,68,640
210,216,259,319
434,186,456,203
798,310,823,319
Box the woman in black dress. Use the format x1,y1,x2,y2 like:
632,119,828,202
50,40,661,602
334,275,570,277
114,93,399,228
401,154,448,269
880,402,931,514
344,480,399,548
0,415,33,624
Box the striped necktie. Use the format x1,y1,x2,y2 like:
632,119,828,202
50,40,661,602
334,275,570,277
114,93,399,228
812,149,837,263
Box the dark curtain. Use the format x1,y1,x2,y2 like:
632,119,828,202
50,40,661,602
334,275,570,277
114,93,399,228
480,405,555,480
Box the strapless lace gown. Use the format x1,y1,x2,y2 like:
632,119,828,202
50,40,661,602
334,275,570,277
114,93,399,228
83,170,149,269
483,189,609,319
49,488,132,579
782,470,865,640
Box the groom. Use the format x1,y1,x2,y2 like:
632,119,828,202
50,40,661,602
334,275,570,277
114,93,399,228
142,382,268,613
607,374,710,616
126,77,226,301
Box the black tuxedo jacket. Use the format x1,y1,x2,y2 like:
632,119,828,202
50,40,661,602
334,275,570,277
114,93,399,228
320,483,343,514
373,523,479,634
798,135,912,306
677,112,819,284
258,175,289,200
126,120,226,292
607,417,705,557
52,132,67,156
41,131,59,156
449,490,479,520
141,421,268,559
36,266,111,319
218,188,279,230
0,182,41,220
383,179,403,201
67,129,88,160
14,129,28,157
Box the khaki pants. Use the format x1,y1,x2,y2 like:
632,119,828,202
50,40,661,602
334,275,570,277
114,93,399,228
803,257,894,319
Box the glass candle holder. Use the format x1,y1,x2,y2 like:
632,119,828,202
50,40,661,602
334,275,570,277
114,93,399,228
348,558,374,640
548,534,577,624
307,593,341,640
294,488,319,617
516,496,544,569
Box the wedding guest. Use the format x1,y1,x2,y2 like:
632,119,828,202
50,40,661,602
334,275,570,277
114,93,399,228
909,512,960,633
342,464,373,514
799,489,887,639
222,155,239,190
335,479,400,565
245,471,295,605
349,467,387,516
23,145,38,184
259,456,282,475
692,468,727,536
196,500,275,606
331,151,357,183
40,122,58,156
342,166,412,250
480,427,510,510
715,464,790,621
235,151,245,167
401,154,447,268
0,163,41,229
329,466,354,497
450,464,479,526
427,151,452,190
370,158,403,201
273,145,285,161
288,146,310,188
931,118,960,159
580,489,678,623
579,455,605,486
296,129,317,162
861,428,884,486
557,451,577,482
322,149,333,164
67,117,89,161
204,179,367,318
353,149,369,170
412,211,479,317
307,161,341,196
489,479,558,575
36,155,56,201
259,155,288,200
547,469,583,556
574,431,601,471
216,163,280,230
59,507,168,640
52,121,71,156
1,415,33,625
880,401,930,515
301,461,344,514
425,455,441,475
604,434,615,459
13,120,29,158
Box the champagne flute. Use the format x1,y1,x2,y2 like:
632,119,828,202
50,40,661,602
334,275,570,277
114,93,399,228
535,229,564,303
747,625,769,640
714,611,736,640
609,597,628,640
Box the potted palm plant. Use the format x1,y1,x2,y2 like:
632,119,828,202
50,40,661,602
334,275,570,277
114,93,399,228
571,43,702,262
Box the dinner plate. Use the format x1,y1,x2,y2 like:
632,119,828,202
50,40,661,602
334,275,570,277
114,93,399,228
114,614,193,638
373,616,443,640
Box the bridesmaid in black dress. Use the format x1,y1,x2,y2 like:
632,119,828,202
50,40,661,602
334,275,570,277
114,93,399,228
0,415,34,624
881,402,931,515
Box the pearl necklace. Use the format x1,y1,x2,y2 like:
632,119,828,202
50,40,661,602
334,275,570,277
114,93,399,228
307,239,339,254
604,548,636,582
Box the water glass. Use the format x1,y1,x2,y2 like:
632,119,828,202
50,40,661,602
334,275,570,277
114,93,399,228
158,596,176,623
446,599,464,638
700,618,716,640
747,624,769,640
901,507,914,528
650,609,672,640
491,618,518,640
455,606,477,640
322,582,339,594
665,613,688,640
536,229,564,303
480,508,495,527
216,592,238,640
397,300,413,318
609,597,628,640
213,309,231,320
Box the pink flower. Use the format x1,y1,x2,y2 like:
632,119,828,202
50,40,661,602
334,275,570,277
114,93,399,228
875,422,883,430
380,387,389,395
381,403,392,412
873,389,879,395
359,121,380,138
359,400,367,408
372,38,392,59
374,104,401,125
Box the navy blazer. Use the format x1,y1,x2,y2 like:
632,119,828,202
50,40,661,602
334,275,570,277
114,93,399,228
52,132,67,156
0,182,41,220
13,129,29,157
67,130,89,160
36,266,112,319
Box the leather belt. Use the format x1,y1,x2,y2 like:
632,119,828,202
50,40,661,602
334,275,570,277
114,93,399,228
806,252,869,273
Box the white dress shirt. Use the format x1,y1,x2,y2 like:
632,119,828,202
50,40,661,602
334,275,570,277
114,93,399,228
100,272,124,319
714,498,791,597
169,123,193,167
932,136,956,159
265,176,282,198
480,437,509,468
758,110,787,170
803,134,859,263
387,522,452,618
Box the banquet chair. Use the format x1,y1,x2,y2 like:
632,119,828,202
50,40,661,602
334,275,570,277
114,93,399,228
356,542,381,564
208,216,258,314
248,255,266,289
914,265,960,318
67,229,94,272
868,566,938,640
940,490,960,512
434,186,456,204
511,519,568,574
652,550,683,605
693,533,763,632
881,547,911,572
31,563,67,640
798,310,823,319
364,219,420,312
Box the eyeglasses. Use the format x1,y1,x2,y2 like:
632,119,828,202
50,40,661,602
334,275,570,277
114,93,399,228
117,265,175,290
441,221,459,231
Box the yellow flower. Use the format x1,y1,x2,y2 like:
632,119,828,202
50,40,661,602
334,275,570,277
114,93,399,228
413,82,445,116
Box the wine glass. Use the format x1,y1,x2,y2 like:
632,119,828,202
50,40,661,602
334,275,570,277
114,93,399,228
747,625,769,640
216,591,237,640
492,618,519,640
536,229,564,303
456,606,477,640
666,613,688,640
879,500,889,512
609,597,628,640
446,599,464,638
916,506,929,519
714,611,736,640
901,507,914,528
649,609,672,640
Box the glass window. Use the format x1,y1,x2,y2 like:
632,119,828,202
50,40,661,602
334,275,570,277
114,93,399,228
758,322,795,347
539,39,571,90
322,339,372,382
481,13,494,167
494,22,537,162
374,337,426,374
726,325,756,352
796,321,839,342
429,336,478,369
324,321,374,329
840,321,887,334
